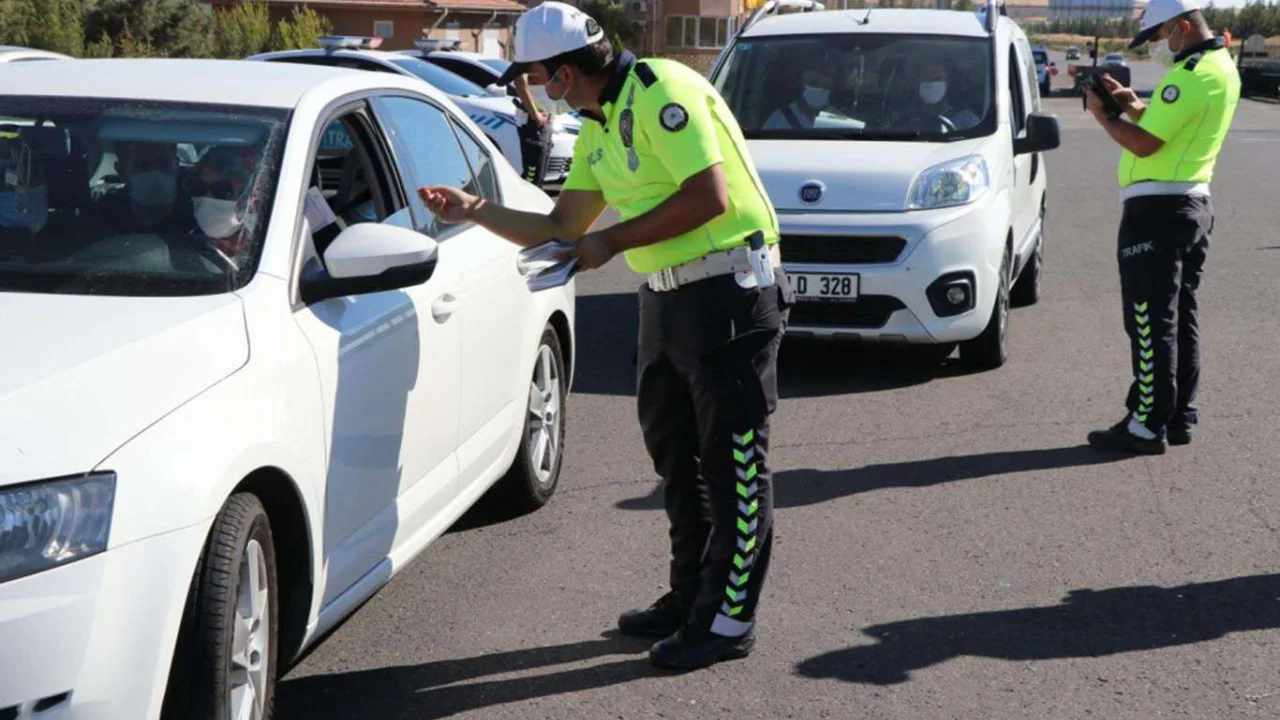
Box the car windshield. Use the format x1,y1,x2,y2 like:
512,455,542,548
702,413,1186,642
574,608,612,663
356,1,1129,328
714,33,995,141
389,57,488,96
1033,49,1048,65
480,58,509,74
0,97,287,297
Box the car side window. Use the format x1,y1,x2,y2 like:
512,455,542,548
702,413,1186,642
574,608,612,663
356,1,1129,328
432,57,492,87
374,96,479,238
1019,40,1041,111
305,107,409,257
450,119,500,204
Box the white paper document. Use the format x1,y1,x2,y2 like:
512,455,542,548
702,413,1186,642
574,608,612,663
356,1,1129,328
517,239,580,292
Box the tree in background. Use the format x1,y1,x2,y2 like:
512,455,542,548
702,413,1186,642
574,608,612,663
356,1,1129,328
84,0,213,57
212,0,272,57
0,0,85,55
578,0,640,53
274,5,334,51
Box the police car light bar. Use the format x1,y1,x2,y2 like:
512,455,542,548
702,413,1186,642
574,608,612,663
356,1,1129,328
414,38,462,52
317,35,384,51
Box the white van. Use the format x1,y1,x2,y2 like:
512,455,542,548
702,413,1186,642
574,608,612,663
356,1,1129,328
710,0,1060,367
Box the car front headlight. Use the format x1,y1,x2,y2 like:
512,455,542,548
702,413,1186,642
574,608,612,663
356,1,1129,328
908,156,990,210
0,473,115,583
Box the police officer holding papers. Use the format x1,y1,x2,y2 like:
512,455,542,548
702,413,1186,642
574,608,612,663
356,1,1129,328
418,2,791,671
1084,0,1239,455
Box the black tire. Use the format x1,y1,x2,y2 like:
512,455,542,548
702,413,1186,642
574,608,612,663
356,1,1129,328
164,494,279,720
1011,205,1045,307
960,247,1010,370
498,326,567,512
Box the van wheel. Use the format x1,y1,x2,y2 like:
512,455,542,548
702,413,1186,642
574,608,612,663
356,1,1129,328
1011,207,1045,307
499,326,567,512
960,247,1010,370
164,494,279,720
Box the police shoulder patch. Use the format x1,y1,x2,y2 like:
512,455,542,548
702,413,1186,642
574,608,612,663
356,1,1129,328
1161,85,1180,103
660,103,688,132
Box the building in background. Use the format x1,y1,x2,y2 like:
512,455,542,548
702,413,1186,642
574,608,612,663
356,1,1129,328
208,0,525,55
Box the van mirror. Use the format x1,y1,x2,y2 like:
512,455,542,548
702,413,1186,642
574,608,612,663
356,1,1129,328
1015,113,1061,155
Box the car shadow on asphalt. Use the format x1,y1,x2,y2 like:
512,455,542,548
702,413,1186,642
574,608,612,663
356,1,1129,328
274,630,660,719
572,292,976,399
616,445,1123,511
794,572,1280,685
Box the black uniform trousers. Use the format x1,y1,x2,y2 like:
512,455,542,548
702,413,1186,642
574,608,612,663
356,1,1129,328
1117,194,1213,435
636,268,793,637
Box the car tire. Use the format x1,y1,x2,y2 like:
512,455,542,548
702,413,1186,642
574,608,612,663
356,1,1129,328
960,247,1010,370
1011,206,1045,307
164,494,279,720
498,325,567,512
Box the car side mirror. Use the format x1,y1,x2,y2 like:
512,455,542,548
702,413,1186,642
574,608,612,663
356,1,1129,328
1014,113,1061,155
299,222,439,304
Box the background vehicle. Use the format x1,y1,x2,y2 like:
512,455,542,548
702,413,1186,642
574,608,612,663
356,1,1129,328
0,58,575,720
1032,44,1057,96
248,36,575,191
710,0,1060,368
0,45,73,62
1068,38,1131,94
1066,46,1081,60
1103,52,1127,67
402,39,583,189
1238,33,1280,99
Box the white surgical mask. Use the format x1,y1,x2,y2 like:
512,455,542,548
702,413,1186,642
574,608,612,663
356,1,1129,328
130,170,177,208
802,84,831,110
919,81,947,105
546,68,571,103
1149,39,1175,66
193,196,242,239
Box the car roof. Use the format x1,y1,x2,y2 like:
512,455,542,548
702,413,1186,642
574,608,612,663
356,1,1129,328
250,48,407,66
0,46,72,60
744,8,990,39
0,58,425,108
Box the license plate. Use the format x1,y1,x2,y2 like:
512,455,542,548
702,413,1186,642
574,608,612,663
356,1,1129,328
792,272,859,302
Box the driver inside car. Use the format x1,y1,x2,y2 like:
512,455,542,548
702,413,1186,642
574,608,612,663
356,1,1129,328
883,58,981,133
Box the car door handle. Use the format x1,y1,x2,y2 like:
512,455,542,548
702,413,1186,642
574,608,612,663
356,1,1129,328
431,294,460,322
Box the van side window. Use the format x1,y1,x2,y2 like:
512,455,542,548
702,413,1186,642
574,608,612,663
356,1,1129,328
1007,46,1027,137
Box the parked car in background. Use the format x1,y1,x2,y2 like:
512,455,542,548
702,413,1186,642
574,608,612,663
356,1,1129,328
1103,53,1127,67
710,1,1061,368
400,39,582,189
248,36,576,191
0,45,73,62
1032,44,1056,96
1066,46,1080,60
0,57,574,720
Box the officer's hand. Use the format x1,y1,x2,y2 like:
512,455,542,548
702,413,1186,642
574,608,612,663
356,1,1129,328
557,231,616,271
1101,74,1142,114
418,185,480,224
1084,86,1107,121
531,110,548,129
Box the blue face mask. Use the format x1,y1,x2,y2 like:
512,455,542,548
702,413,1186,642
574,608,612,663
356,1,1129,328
0,185,49,233
129,171,177,209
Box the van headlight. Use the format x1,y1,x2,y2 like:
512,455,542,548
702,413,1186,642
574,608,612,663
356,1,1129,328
0,473,115,583
908,156,990,210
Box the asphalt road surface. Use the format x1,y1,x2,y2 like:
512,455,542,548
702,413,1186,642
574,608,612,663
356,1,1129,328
274,93,1280,719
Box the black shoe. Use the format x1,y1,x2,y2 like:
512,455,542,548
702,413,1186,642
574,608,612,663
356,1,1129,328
649,627,756,671
1087,420,1166,455
1168,426,1192,446
618,592,691,639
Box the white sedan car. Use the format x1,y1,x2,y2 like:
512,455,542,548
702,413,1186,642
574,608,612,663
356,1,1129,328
0,59,574,720
0,45,73,63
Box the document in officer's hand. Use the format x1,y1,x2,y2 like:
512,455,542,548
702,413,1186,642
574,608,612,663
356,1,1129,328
517,239,580,292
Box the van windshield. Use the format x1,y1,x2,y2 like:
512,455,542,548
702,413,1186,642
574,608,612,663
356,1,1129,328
714,33,996,142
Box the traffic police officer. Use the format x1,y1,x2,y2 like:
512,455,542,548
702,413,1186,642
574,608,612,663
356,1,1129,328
1084,0,1239,455
420,1,791,671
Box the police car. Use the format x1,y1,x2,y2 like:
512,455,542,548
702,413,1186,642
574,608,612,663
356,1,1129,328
399,39,584,188
248,36,576,190
0,45,73,62
710,0,1060,368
